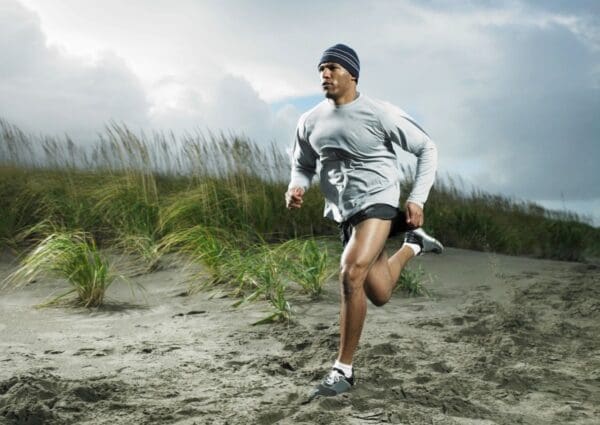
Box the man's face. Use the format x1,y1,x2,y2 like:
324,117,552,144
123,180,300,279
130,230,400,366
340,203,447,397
319,62,356,100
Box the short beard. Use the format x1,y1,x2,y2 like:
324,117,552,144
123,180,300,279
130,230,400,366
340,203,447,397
323,90,336,100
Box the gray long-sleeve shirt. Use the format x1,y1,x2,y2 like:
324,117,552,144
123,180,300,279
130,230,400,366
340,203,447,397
289,93,438,223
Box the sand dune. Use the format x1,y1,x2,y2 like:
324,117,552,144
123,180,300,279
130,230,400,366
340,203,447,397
1,246,599,424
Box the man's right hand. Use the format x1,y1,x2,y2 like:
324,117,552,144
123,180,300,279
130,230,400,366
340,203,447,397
285,187,305,209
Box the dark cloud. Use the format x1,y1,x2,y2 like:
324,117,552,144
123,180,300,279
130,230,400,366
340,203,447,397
521,0,600,15
462,22,600,201
418,0,600,15
356,1,599,205
0,1,149,141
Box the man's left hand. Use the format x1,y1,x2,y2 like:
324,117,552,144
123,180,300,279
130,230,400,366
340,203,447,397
405,201,424,228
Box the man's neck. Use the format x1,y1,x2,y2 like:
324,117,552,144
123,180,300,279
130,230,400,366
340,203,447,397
331,89,359,106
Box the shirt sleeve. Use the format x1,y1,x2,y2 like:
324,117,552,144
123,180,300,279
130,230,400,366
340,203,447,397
288,116,318,191
379,101,438,206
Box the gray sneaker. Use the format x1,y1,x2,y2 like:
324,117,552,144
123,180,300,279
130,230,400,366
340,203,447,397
308,368,355,401
404,228,444,255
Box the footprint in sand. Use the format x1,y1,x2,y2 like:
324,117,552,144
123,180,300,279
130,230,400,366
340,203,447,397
429,361,452,373
161,346,181,353
72,347,113,357
172,310,207,318
413,374,432,384
73,348,95,356
256,410,286,425
413,319,445,328
368,342,398,356
0,372,128,424
282,340,310,351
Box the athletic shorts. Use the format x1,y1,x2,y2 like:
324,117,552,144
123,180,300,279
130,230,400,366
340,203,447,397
338,203,411,247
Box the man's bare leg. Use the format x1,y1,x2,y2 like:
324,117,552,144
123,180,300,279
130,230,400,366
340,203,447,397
310,220,443,399
337,218,391,365
364,246,415,306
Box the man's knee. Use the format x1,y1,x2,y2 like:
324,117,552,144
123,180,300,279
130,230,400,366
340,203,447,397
340,261,369,296
364,279,392,306
368,292,391,307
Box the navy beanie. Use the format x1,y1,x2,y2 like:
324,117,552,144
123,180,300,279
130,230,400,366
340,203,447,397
318,44,360,80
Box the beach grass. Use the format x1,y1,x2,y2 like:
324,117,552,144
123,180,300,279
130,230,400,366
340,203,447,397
240,244,293,324
159,224,243,291
395,265,429,297
279,238,335,298
1,119,599,312
3,229,118,307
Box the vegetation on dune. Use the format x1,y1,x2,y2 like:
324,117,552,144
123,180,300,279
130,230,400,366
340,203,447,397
3,228,119,307
395,265,429,297
422,178,597,262
1,118,598,316
280,238,335,299
160,227,331,323
160,224,246,290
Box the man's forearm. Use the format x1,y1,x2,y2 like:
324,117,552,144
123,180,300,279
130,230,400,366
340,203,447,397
407,142,438,206
289,167,314,191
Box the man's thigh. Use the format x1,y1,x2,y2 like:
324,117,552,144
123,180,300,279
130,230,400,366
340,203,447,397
341,218,391,269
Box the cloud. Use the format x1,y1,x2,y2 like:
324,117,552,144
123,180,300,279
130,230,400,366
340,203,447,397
344,1,600,203
0,1,149,141
462,21,599,201
148,73,300,148
2,0,598,219
0,0,301,150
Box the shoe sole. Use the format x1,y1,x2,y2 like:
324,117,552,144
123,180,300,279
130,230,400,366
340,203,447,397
413,229,444,254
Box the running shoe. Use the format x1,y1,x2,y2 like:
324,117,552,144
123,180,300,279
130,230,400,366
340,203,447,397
308,368,355,401
404,228,444,255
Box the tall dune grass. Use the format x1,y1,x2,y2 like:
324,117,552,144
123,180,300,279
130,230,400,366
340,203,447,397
280,238,335,298
159,224,245,290
2,118,599,315
3,229,118,307
160,226,330,323
419,177,597,261
1,118,598,269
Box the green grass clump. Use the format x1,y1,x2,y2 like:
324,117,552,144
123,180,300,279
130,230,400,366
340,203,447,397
395,265,428,297
280,238,334,298
161,225,293,323
238,244,293,325
4,230,118,307
252,281,292,326
159,225,243,291
92,174,160,240
115,233,162,274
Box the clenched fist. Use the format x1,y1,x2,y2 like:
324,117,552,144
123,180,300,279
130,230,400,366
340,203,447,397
285,187,305,209
405,201,424,228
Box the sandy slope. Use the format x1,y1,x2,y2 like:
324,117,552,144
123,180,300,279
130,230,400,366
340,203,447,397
0,246,599,425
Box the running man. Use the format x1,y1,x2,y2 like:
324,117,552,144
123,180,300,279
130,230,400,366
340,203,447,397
285,44,443,399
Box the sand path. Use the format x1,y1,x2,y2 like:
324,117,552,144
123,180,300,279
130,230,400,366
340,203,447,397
1,246,599,424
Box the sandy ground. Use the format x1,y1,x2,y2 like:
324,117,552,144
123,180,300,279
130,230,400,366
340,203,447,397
0,244,599,425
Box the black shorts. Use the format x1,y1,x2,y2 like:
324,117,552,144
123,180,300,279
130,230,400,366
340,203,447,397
338,203,412,247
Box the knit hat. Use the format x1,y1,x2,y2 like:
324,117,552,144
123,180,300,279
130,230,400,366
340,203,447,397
318,44,360,80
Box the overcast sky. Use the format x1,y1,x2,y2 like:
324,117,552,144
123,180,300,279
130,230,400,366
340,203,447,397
1,0,599,224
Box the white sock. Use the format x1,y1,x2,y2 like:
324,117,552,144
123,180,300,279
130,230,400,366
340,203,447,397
403,242,421,256
333,360,353,377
